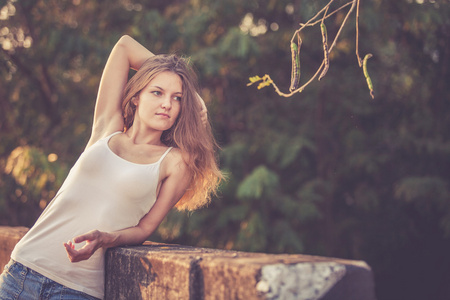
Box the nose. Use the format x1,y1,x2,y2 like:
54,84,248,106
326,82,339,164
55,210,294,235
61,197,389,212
161,95,172,110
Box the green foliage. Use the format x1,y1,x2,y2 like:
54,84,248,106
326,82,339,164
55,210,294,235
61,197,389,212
1,146,68,225
236,212,267,251
247,75,273,90
236,165,279,199
219,27,258,59
395,176,449,205
395,176,450,236
266,136,316,168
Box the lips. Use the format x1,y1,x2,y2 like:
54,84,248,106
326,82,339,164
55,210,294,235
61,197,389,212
156,113,170,118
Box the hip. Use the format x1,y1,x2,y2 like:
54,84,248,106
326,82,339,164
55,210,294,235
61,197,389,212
0,259,101,300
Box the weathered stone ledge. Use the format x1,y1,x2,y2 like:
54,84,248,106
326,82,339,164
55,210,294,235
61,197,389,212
0,226,376,300
0,225,28,269
105,242,376,300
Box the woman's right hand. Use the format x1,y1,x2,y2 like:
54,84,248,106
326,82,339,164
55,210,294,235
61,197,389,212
63,230,112,263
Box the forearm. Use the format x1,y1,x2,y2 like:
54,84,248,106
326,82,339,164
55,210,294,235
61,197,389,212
100,225,153,249
64,225,156,263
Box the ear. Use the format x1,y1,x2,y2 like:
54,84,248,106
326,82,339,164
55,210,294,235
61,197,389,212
132,96,139,106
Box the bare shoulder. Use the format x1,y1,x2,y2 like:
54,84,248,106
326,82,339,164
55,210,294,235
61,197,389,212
165,148,188,169
161,148,190,178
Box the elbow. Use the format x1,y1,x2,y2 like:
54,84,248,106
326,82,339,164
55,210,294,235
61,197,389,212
135,225,154,245
119,34,132,42
117,35,134,48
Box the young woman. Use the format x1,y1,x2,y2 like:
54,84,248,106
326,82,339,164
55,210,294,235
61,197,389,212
0,35,222,299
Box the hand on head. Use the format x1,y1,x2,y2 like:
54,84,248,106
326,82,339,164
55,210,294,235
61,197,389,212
197,94,208,127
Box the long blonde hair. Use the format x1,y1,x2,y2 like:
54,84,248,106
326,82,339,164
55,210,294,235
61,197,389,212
122,55,223,210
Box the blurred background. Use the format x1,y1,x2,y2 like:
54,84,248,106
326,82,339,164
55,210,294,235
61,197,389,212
1,0,449,299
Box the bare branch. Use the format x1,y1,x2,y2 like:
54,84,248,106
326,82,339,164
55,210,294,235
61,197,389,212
329,0,357,52
300,1,354,28
356,0,362,67
248,0,374,99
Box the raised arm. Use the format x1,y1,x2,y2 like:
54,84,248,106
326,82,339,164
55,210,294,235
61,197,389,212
86,35,155,148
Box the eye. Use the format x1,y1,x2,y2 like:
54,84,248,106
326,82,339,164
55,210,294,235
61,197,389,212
173,96,182,101
151,91,162,96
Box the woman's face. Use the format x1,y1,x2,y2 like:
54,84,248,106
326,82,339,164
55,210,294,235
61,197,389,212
134,71,182,132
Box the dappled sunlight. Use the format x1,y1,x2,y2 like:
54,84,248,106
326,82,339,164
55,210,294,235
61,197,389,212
3,146,65,212
0,1,15,20
5,146,57,189
406,0,439,5
47,153,58,163
0,1,33,52
239,13,268,37
0,26,33,51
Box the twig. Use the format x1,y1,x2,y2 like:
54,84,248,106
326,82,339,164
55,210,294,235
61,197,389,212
328,0,357,52
300,1,353,28
356,0,362,66
318,6,330,81
248,0,374,98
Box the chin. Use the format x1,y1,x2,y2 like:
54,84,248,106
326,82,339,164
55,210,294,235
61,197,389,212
154,124,175,132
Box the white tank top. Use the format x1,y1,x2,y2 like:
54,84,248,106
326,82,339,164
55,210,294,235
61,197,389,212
11,131,172,299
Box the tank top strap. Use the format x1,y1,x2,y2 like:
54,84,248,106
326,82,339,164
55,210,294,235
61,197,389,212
105,131,122,140
156,147,173,164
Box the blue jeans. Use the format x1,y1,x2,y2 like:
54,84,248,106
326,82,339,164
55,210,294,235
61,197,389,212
0,260,100,300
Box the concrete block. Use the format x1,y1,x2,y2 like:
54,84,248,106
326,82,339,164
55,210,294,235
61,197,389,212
199,252,376,300
0,226,28,269
105,242,377,300
105,244,195,299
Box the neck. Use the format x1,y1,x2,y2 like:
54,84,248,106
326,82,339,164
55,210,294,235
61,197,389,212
125,125,164,145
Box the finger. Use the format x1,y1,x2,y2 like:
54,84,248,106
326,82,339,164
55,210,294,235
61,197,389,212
200,106,208,122
64,242,78,253
200,101,207,111
64,244,88,263
64,241,73,250
74,248,94,262
73,234,89,243
63,243,78,261
196,93,207,110
73,230,99,243
201,115,207,124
